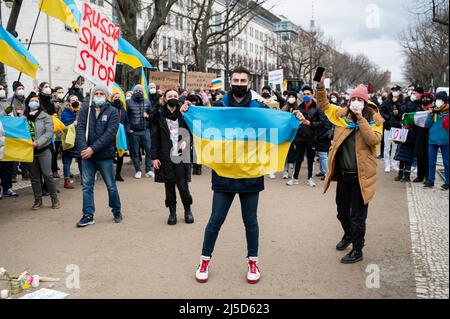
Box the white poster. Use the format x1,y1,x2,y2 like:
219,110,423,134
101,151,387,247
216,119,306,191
74,2,120,92
268,69,284,92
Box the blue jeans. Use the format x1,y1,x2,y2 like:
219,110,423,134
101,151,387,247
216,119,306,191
81,159,121,217
202,192,259,258
318,151,328,175
63,155,82,179
130,129,152,173
428,144,449,184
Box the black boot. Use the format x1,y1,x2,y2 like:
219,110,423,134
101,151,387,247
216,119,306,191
197,165,202,175
401,171,411,182
336,235,352,251
394,169,403,181
167,205,177,225
183,203,194,224
341,249,363,264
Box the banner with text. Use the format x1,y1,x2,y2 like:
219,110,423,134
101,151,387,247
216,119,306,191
74,2,120,92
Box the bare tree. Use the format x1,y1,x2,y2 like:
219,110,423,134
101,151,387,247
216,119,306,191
400,12,449,89
178,0,268,72
113,0,178,85
413,0,449,25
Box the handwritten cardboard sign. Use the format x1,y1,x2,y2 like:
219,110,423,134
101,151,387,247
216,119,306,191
74,2,120,92
148,72,180,91
186,72,218,91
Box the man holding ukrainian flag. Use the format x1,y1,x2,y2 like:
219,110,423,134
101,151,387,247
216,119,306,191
181,66,302,284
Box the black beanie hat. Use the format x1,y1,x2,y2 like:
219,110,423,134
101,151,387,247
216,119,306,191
435,91,448,103
13,81,24,92
414,87,424,94
24,91,39,106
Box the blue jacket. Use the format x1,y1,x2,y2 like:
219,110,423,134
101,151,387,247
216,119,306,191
426,112,449,146
76,102,120,161
211,92,266,193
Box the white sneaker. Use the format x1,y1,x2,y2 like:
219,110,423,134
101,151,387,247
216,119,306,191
306,178,317,187
145,171,155,178
268,173,276,179
195,256,211,283
286,179,299,186
384,166,391,173
282,171,289,179
134,171,142,179
247,257,260,284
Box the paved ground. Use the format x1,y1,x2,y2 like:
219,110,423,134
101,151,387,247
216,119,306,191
0,157,447,299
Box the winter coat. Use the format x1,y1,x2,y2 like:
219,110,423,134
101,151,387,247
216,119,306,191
296,100,328,147
5,95,25,116
151,105,192,183
38,93,56,115
380,98,404,130
317,85,384,204
126,96,151,132
29,111,54,152
211,92,266,193
61,108,80,158
76,102,120,161
426,111,449,146
394,126,415,163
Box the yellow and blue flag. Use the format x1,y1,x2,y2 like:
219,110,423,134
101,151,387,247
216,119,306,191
38,0,81,31
116,123,128,157
113,82,127,110
0,26,39,79
183,107,300,179
0,116,33,162
118,38,152,69
140,68,150,101
211,78,224,90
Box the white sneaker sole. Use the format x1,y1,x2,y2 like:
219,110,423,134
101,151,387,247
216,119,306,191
77,220,95,227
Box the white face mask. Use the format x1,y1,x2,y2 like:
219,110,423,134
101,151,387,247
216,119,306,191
43,87,52,95
350,100,365,113
149,88,157,94
435,100,445,108
16,89,25,97
57,93,64,100
392,91,400,98
0,90,6,99
410,94,417,102
331,97,338,104
288,97,296,105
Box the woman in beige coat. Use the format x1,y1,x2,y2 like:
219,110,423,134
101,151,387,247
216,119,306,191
314,76,384,263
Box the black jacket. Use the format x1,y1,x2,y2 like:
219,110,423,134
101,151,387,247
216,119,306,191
126,95,151,132
211,92,266,193
39,93,56,115
112,100,129,132
394,126,415,163
76,102,120,161
296,100,328,146
380,98,404,130
151,105,192,183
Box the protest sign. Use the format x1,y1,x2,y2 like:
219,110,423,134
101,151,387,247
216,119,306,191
186,72,218,91
268,69,284,92
389,127,409,143
149,72,180,91
74,2,120,92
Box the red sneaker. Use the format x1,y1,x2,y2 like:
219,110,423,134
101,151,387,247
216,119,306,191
247,257,260,284
64,178,74,189
195,256,211,283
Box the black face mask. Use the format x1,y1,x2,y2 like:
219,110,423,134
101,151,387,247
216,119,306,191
112,99,122,107
232,85,248,98
167,98,180,108
71,101,80,108
262,92,271,99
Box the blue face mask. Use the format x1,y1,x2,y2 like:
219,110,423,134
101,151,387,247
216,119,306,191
303,96,311,103
134,92,143,99
29,101,40,110
94,96,106,106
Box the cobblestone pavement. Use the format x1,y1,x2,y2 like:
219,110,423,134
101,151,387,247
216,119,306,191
407,178,449,299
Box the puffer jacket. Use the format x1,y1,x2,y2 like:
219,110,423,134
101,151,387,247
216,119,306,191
380,98,404,130
426,110,449,146
126,96,151,132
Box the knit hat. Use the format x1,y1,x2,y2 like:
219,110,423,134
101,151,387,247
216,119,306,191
414,86,424,94
422,92,434,101
133,84,145,93
351,84,369,103
287,91,298,98
435,91,448,103
262,85,272,92
13,81,24,92
93,84,110,97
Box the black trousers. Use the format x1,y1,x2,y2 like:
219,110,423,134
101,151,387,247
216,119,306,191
116,154,124,176
335,172,369,251
293,142,316,179
417,155,429,181
164,164,192,208
51,141,62,173
0,161,14,192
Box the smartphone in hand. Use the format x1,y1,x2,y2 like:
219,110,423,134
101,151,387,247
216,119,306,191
313,66,325,82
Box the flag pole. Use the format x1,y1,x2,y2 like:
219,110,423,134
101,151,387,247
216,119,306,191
9,0,44,110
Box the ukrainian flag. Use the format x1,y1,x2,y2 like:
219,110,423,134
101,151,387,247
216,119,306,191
183,107,300,179
113,82,126,110
0,26,39,79
39,0,81,31
140,68,150,101
118,38,152,69
211,78,224,90
0,116,33,162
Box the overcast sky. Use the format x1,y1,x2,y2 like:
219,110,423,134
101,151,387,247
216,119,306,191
265,0,417,82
